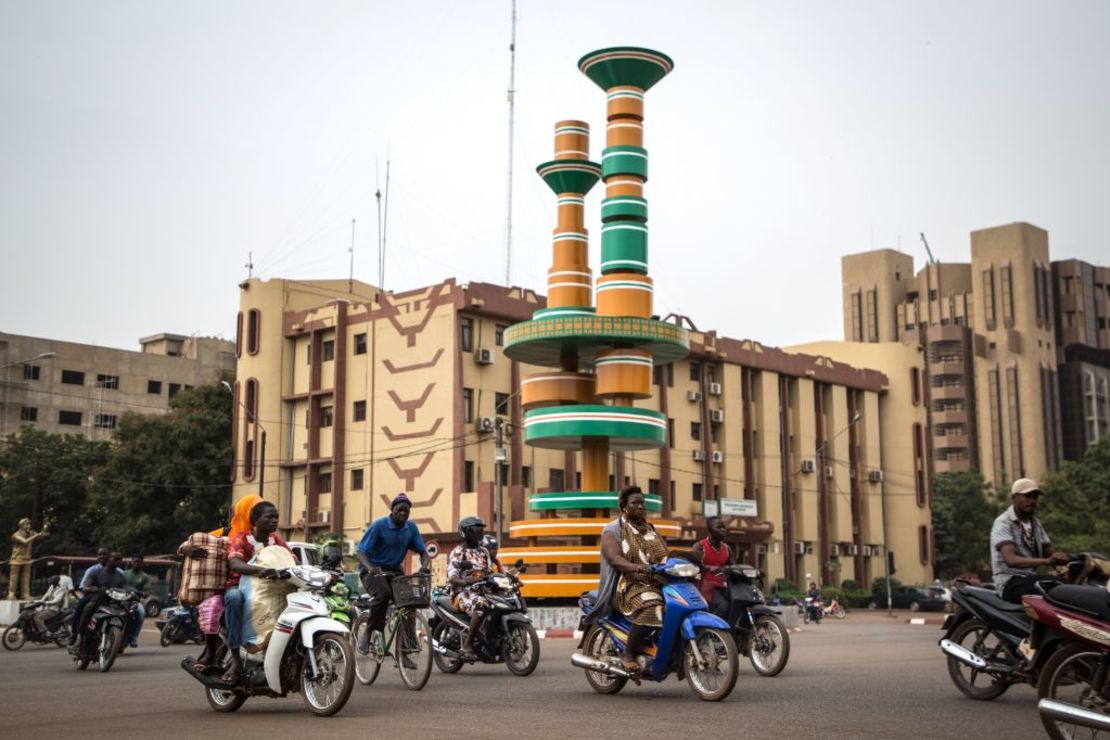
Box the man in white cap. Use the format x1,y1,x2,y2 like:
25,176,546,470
990,478,1069,602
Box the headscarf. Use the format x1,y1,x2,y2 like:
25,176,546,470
209,494,262,537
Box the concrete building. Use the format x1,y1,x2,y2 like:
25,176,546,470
842,222,1108,488
233,277,934,591
0,331,236,439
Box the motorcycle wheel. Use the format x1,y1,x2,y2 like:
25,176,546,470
206,646,247,713
301,632,355,717
98,626,122,672
803,611,811,625
396,611,433,691
684,627,739,702
945,618,1012,700
749,615,790,677
502,622,540,677
351,612,382,685
146,600,162,618
1037,640,1108,740
834,606,847,619
2,625,26,651
431,620,464,674
53,625,71,648
160,624,175,648
582,626,627,695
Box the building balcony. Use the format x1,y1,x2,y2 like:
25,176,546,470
932,409,968,425
934,457,972,474
932,360,966,376
931,385,966,400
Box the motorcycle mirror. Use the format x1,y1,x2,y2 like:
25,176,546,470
513,558,524,569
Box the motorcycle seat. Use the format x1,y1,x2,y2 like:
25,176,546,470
436,596,469,618
1046,585,1110,621
963,586,1026,613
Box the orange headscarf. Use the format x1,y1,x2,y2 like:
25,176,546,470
209,494,263,538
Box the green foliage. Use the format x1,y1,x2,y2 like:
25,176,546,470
840,579,861,591
0,427,109,555
872,576,901,594
1038,437,1110,555
931,471,1003,579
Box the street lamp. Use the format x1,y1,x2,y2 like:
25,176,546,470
1,351,57,437
222,380,267,499
0,351,56,371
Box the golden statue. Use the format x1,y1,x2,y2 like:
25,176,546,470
7,518,49,600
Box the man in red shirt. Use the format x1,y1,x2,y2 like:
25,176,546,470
691,516,735,619
222,500,290,682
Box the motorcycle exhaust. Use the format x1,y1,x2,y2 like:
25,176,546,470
939,639,988,670
1039,698,1110,731
432,641,460,660
570,652,633,679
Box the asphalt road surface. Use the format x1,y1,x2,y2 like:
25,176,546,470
0,613,1047,739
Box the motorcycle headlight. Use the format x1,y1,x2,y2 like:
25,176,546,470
107,588,130,601
490,574,513,590
664,563,699,578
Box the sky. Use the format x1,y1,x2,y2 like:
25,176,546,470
2,1,1108,352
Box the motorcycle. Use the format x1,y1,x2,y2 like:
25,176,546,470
180,563,355,717
156,605,203,647
2,603,73,650
800,596,823,624
71,587,140,672
823,597,847,620
572,557,739,701
1024,582,1110,740
717,564,790,676
939,553,1108,700
429,559,540,676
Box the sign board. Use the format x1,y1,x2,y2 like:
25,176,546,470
701,500,720,518
425,540,440,559
720,499,758,518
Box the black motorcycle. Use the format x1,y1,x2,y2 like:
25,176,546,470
72,586,140,672
718,564,791,676
429,560,540,676
156,604,203,647
2,603,73,650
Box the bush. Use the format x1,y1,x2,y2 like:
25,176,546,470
841,579,861,591
872,577,901,594
772,578,799,594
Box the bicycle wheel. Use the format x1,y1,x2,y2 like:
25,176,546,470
352,612,382,686
396,610,432,691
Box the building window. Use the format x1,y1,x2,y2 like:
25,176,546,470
58,410,82,426
549,468,565,491
61,370,85,386
243,439,254,478
353,400,366,422
689,360,701,382
20,407,37,422
168,383,182,399
247,309,261,355
94,414,117,429
521,466,532,488
648,479,660,496
668,418,675,448
669,480,676,511
691,421,701,441
148,380,162,395
22,364,41,381
498,463,509,487
494,324,507,347
96,374,119,390
236,311,243,357
323,339,335,362
462,388,474,423
354,333,367,355
692,482,703,502
464,461,475,492
318,473,333,494
460,318,474,352
910,367,921,406
321,406,334,427
919,525,930,565
495,392,510,416
351,468,364,491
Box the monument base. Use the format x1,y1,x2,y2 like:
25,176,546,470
0,599,27,626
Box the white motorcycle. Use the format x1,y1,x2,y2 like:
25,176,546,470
182,564,355,717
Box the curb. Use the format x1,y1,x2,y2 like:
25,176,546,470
907,617,945,626
536,629,582,639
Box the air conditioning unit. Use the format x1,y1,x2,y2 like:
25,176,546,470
806,543,815,555
824,466,834,479
687,390,702,402
692,450,707,462
800,459,816,474
319,510,332,524
476,416,496,434
708,382,722,396
862,545,874,557
829,544,840,557
711,450,724,464
868,470,884,483
709,409,725,423
474,347,494,365
756,544,768,555
793,542,806,555
848,544,859,556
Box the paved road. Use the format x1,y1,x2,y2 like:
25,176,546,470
0,614,1046,739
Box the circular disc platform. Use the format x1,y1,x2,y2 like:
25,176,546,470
523,404,666,451
503,314,689,368
529,490,663,512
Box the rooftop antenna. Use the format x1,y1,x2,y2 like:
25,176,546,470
919,232,937,265
503,0,517,287
381,152,391,291
375,160,383,288
348,218,356,292
245,251,254,279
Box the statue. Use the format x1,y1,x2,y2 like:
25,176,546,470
7,518,49,600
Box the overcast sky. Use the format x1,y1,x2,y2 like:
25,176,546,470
2,1,1108,353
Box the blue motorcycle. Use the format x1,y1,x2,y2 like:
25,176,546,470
571,557,739,701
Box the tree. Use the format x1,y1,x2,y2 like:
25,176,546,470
1038,436,1110,554
88,383,233,554
931,471,1003,579
0,427,109,555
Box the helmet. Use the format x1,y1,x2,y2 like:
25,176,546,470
458,516,486,540
480,533,499,554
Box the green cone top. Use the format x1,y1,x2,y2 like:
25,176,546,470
578,47,674,92
536,160,602,195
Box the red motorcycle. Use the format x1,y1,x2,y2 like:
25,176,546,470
1023,583,1110,740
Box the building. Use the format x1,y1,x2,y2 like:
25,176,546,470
842,221,1109,487
232,276,934,591
0,331,236,439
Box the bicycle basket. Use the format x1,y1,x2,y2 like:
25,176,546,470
391,575,431,608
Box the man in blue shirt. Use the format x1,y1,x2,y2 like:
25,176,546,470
356,493,430,643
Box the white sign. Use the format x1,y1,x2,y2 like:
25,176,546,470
702,500,719,518
720,499,758,518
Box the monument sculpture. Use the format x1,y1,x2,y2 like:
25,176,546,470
8,517,49,600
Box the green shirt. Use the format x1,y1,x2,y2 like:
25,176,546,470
125,568,151,592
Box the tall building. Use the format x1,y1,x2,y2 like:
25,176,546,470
0,331,235,439
842,221,1109,488
233,276,933,591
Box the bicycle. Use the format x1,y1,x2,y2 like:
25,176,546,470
351,573,433,690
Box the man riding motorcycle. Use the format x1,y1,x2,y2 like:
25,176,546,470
71,552,128,650
990,478,1070,603
30,575,70,634
689,516,735,619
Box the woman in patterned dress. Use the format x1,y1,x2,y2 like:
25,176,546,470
447,516,494,660
600,486,669,672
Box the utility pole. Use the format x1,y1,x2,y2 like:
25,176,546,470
348,218,356,292
494,417,508,545
503,0,517,286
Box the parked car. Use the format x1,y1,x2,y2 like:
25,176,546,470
871,586,948,612
286,541,320,567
